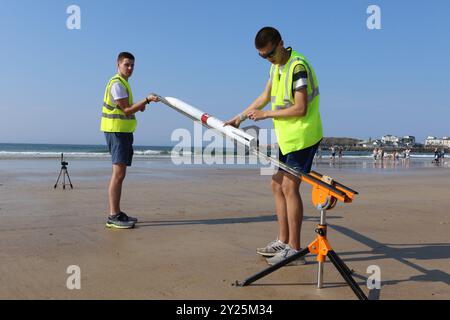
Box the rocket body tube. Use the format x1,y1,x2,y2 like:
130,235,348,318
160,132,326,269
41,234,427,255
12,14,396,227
163,97,256,149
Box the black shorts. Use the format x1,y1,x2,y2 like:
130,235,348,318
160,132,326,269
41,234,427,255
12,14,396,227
104,132,134,166
278,141,320,174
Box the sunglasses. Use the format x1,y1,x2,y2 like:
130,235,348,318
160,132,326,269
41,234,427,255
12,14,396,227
259,41,280,59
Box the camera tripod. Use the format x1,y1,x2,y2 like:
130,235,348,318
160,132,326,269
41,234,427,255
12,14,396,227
234,170,368,300
54,153,73,190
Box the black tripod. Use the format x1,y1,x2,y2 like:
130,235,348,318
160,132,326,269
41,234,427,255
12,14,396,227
54,153,73,189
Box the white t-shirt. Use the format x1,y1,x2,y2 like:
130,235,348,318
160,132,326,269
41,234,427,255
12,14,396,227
110,82,128,104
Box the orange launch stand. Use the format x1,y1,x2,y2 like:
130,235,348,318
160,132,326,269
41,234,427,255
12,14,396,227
234,156,368,300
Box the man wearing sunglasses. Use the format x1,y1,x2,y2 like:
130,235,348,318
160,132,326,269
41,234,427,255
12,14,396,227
225,27,323,266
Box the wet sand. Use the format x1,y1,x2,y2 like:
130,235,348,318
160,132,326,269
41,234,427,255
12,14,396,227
0,159,449,299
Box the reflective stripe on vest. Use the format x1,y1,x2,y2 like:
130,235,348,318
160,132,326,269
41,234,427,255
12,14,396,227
100,74,137,133
102,112,136,120
270,49,323,154
271,86,320,109
102,102,115,111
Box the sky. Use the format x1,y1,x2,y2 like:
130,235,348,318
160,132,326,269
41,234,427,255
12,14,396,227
0,0,449,146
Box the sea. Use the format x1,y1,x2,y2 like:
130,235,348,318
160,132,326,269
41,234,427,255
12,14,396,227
0,143,448,175
0,142,441,159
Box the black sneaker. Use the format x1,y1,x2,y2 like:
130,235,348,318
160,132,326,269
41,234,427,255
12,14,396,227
119,211,138,223
106,213,135,229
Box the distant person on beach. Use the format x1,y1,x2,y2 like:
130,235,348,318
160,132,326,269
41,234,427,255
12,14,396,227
405,148,411,159
330,146,336,160
434,148,440,163
379,148,385,160
224,27,322,265
100,52,159,229
373,148,378,160
338,146,343,159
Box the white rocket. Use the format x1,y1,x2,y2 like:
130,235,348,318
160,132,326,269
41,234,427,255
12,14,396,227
155,94,353,203
156,96,257,150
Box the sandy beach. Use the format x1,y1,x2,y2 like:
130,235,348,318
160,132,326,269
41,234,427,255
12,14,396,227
0,158,449,300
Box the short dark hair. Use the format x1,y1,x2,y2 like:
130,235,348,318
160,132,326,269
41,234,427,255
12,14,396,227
117,52,135,63
255,27,282,49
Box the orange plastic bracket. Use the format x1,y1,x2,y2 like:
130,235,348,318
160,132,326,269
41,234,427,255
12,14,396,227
307,226,333,262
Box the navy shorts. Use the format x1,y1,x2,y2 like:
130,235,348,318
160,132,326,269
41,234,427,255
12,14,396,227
278,140,321,174
105,132,134,166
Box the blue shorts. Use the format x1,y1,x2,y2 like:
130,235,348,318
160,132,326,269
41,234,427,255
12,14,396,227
105,132,134,166
278,140,321,174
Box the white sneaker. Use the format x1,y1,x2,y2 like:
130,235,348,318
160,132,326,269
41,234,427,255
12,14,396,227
256,239,287,257
266,245,306,266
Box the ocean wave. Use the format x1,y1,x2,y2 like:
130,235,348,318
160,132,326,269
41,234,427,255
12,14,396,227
0,150,187,159
0,151,109,158
0,150,441,160
134,149,166,155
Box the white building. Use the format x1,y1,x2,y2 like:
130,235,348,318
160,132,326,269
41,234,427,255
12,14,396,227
400,135,415,146
444,137,450,147
381,135,399,145
425,136,450,147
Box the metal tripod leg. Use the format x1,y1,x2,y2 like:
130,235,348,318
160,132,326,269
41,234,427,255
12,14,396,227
65,169,73,189
327,250,368,300
54,168,63,188
317,261,324,288
315,204,329,289
234,248,310,287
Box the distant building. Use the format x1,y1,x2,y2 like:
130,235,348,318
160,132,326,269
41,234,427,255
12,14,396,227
382,134,399,146
425,136,450,147
400,135,415,146
379,134,416,147
445,137,450,148
372,139,382,147
356,140,371,147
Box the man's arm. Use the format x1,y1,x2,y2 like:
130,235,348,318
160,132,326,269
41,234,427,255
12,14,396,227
264,87,307,118
223,80,272,128
116,94,159,116
115,98,146,116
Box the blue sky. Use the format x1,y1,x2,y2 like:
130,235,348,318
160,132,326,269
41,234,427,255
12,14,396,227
0,0,449,145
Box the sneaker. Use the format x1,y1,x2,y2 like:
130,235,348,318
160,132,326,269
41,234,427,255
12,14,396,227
256,239,287,257
119,211,138,223
106,213,135,229
266,245,306,266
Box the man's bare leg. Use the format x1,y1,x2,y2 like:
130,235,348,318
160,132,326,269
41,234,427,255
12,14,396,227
108,163,126,216
281,174,303,250
271,171,289,243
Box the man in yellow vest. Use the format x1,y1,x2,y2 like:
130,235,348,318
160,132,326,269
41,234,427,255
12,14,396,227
101,52,159,229
225,27,323,265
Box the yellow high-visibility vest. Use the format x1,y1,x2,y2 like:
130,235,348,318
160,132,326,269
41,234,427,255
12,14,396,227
100,74,137,133
270,49,323,154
